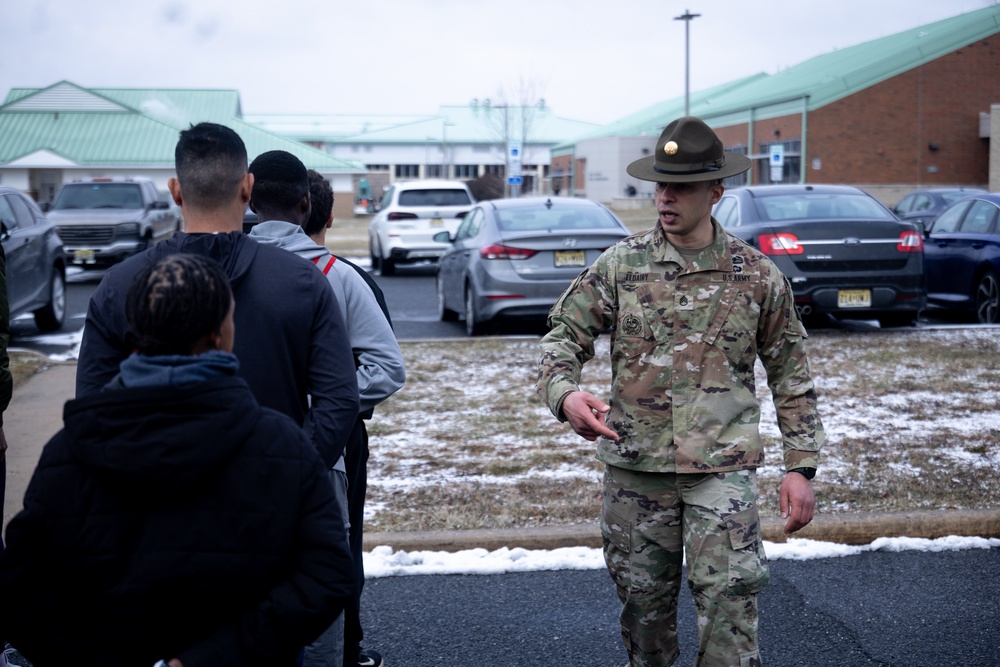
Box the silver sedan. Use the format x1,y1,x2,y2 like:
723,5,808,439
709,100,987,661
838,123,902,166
435,196,631,335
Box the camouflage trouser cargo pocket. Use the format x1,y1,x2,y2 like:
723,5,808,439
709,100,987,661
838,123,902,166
724,506,770,597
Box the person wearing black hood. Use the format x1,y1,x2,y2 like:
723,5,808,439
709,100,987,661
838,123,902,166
75,122,360,472
0,253,355,666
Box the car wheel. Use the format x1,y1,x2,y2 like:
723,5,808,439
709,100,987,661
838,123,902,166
975,270,1000,323
380,256,397,276
437,275,458,322
34,268,66,333
465,285,487,336
369,246,381,272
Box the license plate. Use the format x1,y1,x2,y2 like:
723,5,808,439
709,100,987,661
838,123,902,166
555,250,586,267
73,248,95,263
838,289,871,308
430,218,444,227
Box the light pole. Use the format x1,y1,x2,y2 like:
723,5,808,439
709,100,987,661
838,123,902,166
442,120,455,179
674,9,700,116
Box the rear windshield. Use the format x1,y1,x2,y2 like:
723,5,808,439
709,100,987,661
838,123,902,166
53,183,144,210
497,206,622,232
940,192,979,206
751,193,894,221
398,189,472,207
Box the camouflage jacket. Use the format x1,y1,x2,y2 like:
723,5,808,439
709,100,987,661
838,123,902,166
537,220,823,474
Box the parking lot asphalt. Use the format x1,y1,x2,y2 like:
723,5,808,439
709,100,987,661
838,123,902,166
5,359,1000,548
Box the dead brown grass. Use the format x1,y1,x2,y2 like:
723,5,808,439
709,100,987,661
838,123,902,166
366,329,1000,532
10,351,49,389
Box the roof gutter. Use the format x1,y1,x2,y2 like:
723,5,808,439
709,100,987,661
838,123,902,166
800,96,809,184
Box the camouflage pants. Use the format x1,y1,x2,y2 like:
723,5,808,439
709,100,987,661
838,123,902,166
601,466,770,667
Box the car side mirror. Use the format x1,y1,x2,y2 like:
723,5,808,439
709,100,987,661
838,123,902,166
39,202,52,212
150,200,169,210
0,221,9,242
432,230,453,244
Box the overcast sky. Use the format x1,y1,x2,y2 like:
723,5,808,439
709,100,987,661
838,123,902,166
0,0,992,125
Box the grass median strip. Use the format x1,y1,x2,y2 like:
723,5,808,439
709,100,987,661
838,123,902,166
366,328,1000,532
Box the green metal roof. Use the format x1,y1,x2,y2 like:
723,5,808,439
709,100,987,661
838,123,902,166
288,103,600,146
689,4,1000,126
558,5,1000,150
552,74,769,152
243,113,439,142
0,81,364,172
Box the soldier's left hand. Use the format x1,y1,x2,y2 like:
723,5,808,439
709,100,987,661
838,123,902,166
780,472,815,534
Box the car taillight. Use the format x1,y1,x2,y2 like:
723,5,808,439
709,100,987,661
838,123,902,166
386,212,418,221
758,233,804,255
897,231,923,252
479,244,537,260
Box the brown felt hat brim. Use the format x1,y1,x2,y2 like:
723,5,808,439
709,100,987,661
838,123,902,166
626,152,752,183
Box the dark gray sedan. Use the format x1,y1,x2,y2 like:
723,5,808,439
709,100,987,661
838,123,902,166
434,197,631,335
1,186,66,332
892,187,986,232
713,184,925,327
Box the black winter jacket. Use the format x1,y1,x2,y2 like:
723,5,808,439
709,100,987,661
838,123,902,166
75,232,360,467
0,376,355,666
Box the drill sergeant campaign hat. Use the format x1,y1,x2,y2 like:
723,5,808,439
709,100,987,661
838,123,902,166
626,116,752,183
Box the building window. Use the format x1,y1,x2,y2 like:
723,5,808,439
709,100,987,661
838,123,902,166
755,157,801,185
426,164,444,178
722,145,750,186
754,140,801,184
454,164,479,179
756,139,801,154
484,164,505,176
395,164,420,178
366,164,390,172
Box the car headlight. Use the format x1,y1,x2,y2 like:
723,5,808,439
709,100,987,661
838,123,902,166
116,222,140,234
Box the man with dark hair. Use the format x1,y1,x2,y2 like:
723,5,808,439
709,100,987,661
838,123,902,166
249,163,404,667
538,116,823,667
77,123,360,473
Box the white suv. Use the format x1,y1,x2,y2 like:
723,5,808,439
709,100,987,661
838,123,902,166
368,179,475,275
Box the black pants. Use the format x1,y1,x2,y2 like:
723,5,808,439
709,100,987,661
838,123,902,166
343,420,369,666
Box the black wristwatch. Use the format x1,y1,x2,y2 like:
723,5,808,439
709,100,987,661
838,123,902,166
789,467,816,480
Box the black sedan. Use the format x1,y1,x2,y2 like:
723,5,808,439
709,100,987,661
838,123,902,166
892,187,986,232
922,192,1000,323
713,184,925,327
1,186,67,332
434,196,631,335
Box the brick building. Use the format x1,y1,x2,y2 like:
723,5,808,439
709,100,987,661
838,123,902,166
556,5,1000,208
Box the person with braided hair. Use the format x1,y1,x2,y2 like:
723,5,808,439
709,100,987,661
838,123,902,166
0,253,354,667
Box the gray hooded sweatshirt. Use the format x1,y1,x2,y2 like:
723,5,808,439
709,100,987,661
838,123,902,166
249,221,405,415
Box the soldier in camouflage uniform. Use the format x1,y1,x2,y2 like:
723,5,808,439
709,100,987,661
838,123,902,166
536,117,823,667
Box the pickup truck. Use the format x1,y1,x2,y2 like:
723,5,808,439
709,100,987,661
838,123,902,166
45,177,181,266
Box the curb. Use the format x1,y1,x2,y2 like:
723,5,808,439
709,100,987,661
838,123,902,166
364,509,1000,553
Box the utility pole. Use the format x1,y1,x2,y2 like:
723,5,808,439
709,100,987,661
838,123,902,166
674,9,700,116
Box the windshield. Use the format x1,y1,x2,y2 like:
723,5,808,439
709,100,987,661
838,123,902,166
53,183,144,210
398,189,472,207
496,206,622,232
751,193,895,221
